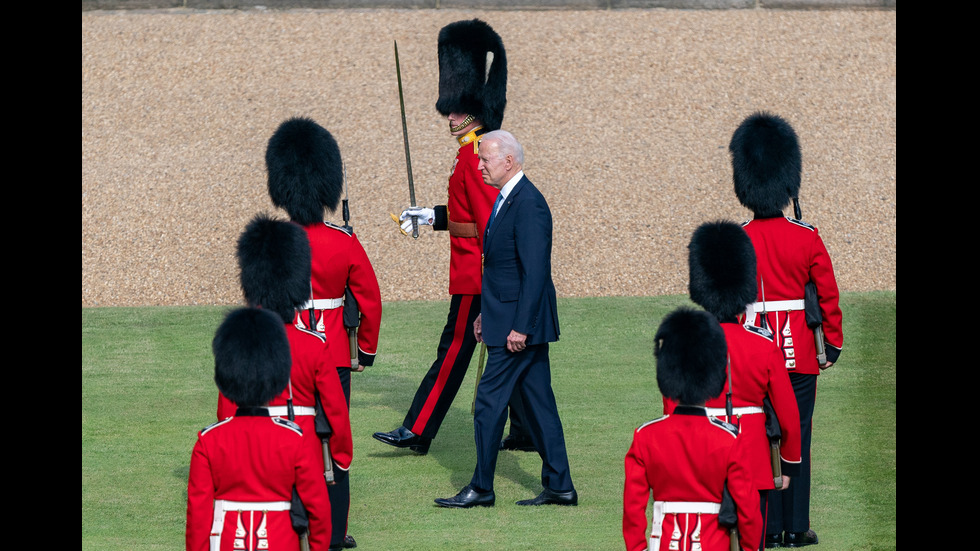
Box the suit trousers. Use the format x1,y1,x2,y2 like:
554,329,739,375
766,372,817,535
403,294,529,440
470,342,573,493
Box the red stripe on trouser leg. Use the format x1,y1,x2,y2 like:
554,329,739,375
411,295,473,433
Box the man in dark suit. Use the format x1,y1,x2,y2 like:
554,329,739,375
434,130,577,509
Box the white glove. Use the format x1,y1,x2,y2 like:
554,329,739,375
399,206,435,233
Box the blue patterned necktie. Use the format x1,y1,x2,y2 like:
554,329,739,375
487,193,503,234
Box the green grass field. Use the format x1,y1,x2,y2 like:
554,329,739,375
82,292,896,550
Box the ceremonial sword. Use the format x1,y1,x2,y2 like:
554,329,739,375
394,40,420,239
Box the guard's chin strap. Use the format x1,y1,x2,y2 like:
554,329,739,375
450,114,475,134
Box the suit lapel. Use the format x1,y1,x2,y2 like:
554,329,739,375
484,176,528,251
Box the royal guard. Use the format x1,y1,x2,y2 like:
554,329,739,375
217,213,354,501
729,111,844,548
266,117,382,550
624,307,762,551
671,220,802,550
187,307,332,551
374,19,532,455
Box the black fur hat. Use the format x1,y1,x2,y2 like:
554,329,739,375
266,117,343,225
654,307,728,406
688,220,758,321
435,19,508,132
237,213,311,324
729,112,802,218
213,307,291,407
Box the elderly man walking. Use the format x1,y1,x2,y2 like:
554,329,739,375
434,130,577,509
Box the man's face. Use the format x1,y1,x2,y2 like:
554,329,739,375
448,113,478,136
477,139,510,189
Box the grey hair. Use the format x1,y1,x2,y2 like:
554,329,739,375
481,129,524,166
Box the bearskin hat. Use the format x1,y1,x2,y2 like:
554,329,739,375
729,112,802,218
236,213,311,324
654,307,728,406
266,117,343,225
688,220,758,321
435,19,508,132
212,307,291,407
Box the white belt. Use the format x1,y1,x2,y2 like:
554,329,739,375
749,299,804,313
300,297,344,310
649,501,721,551
266,406,316,417
704,406,764,417
210,500,290,551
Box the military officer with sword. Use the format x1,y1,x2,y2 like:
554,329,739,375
373,19,533,456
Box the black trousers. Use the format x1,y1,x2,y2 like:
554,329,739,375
328,366,352,546
402,294,529,440
765,372,817,535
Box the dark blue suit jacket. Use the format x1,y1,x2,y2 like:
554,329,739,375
481,175,560,347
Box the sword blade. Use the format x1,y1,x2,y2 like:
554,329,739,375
394,40,419,238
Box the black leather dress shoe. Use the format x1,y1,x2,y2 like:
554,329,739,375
434,484,495,508
784,529,818,547
372,426,432,454
764,533,784,548
516,487,578,506
499,434,537,452
328,534,357,550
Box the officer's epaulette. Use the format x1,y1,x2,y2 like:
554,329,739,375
272,416,303,435
322,221,353,237
786,217,816,231
743,323,774,342
709,416,740,438
296,324,327,343
457,127,484,156
200,417,233,436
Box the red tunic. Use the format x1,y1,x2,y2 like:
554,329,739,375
218,323,354,471
297,222,382,368
664,323,802,490
440,129,498,295
741,217,843,374
623,407,762,551
186,409,331,551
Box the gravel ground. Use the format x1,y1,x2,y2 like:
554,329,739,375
82,8,895,308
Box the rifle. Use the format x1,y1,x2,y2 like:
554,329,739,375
340,161,362,372
284,384,312,550
723,356,740,551
314,393,336,486
795,196,829,369
719,481,740,551
763,396,783,489
758,277,769,333
290,487,311,551
804,281,828,368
